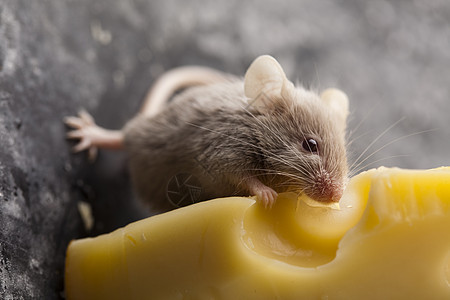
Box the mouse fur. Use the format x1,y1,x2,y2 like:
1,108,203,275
123,56,349,212
65,55,350,213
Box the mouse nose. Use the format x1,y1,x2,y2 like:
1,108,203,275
312,175,344,202
330,187,343,202
314,187,343,202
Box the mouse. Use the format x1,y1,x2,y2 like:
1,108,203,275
65,55,350,212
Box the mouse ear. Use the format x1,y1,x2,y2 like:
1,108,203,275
320,88,349,129
244,55,294,108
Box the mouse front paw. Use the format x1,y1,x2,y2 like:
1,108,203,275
255,186,278,209
241,177,278,209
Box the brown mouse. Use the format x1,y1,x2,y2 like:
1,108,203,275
65,55,349,212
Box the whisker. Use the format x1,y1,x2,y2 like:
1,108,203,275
349,155,410,177
238,168,309,183
235,172,303,190
346,102,380,142
349,117,405,171
347,130,373,148
187,121,311,177
350,128,436,175
313,62,321,90
235,171,308,194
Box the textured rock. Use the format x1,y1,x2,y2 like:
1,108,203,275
1,0,450,298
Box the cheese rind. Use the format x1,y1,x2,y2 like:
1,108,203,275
65,168,450,299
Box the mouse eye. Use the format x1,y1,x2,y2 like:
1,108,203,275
302,138,319,154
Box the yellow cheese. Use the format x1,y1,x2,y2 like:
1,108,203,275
65,167,450,299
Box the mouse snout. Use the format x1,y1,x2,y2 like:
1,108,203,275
311,173,345,203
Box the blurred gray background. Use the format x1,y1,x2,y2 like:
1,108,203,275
1,0,450,298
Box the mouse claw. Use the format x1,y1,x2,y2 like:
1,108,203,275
64,110,96,129
244,177,278,209
64,110,100,162
64,116,85,129
78,109,95,124
71,138,98,161
256,186,278,209
72,138,91,153
70,138,98,162
88,146,98,162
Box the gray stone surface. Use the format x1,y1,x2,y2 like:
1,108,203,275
1,0,450,298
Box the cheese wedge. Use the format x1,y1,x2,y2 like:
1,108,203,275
65,167,450,299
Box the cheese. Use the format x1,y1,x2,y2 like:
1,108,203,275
65,167,450,299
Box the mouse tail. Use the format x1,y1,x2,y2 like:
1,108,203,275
140,66,232,117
